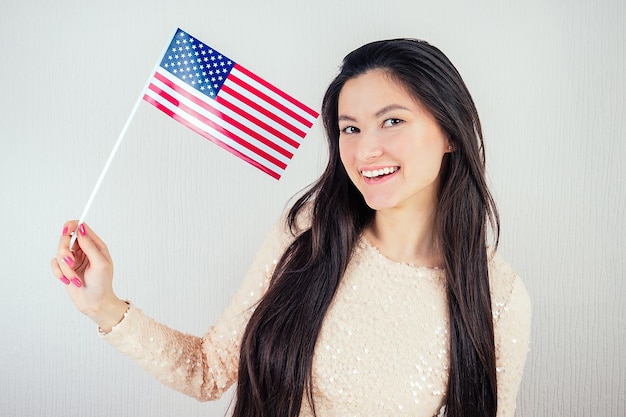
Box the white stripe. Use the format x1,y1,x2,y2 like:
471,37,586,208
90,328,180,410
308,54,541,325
221,80,307,142
224,79,310,134
150,76,292,164
145,86,286,174
156,68,300,154
230,67,318,125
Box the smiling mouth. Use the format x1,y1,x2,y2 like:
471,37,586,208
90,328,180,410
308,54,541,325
361,167,399,179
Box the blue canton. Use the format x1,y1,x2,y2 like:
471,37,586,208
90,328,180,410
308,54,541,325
160,29,236,99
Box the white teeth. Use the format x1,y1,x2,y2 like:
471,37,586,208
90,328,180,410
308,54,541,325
362,167,398,178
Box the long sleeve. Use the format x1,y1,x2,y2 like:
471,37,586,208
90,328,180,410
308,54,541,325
101,216,296,401
491,264,532,417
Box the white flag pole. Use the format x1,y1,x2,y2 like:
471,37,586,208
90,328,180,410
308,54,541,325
70,28,179,250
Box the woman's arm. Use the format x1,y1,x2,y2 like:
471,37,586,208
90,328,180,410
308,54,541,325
493,271,532,417
52,217,295,401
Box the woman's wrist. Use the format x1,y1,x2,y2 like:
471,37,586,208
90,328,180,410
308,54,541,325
91,298,130,334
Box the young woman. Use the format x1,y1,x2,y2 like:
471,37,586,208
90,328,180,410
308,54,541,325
52,39,531,417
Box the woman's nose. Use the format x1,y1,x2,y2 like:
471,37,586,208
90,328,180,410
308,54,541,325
356,131,383,161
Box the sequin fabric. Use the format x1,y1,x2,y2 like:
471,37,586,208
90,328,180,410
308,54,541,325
103,217,531,417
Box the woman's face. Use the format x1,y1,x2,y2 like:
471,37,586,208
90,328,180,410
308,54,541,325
338,69,451,214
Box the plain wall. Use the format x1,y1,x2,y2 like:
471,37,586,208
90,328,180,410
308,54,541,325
1,1,624,416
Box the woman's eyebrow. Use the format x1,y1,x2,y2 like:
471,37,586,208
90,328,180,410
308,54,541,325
338,114,356,122
338,104,411,122
375,104,410,117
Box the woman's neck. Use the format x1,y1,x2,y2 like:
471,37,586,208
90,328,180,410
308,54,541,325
364,207,442,268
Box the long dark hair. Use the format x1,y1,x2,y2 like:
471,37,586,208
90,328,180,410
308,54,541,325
233,39,499,417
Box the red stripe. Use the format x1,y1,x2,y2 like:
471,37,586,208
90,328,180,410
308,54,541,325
235,64,319,119
153,71,294,158
146,83,287,170
154,71,298,153
143,94,281,180
228,72,313,128
144,85,287,172
215,92,300,149
219,83,306,139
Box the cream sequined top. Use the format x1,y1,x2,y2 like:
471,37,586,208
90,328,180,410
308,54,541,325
103,217,531,417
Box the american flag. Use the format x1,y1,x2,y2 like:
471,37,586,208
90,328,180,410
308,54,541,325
143,28,319,180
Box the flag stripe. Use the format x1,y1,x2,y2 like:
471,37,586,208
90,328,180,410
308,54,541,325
225,73,310,134
156,69,300,152
219,83,306,139
143,93,281,179
230,67,314,128
145,82,288,170
153,70,294,159
235,64,319,119
214,89,301,149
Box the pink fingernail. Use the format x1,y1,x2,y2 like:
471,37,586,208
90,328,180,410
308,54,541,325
62,226,68,236
63,256,75,268
60,275,70,285
71,278,82,288
79,224,86,236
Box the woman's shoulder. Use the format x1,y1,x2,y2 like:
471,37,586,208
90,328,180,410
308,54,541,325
262,202,313,252
487,252,531,321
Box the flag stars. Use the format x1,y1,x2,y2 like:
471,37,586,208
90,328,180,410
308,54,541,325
163,31,235,99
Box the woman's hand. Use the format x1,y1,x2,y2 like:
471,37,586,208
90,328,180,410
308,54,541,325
50,221,128,333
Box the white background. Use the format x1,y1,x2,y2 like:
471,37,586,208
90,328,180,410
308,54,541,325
0,1,624,416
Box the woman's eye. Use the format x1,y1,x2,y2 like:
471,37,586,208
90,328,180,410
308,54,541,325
340,126,360,134
383,118,403,127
